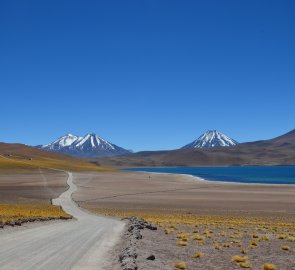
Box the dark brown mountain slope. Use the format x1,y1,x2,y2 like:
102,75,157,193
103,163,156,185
0,142,109,172
95,129,295,167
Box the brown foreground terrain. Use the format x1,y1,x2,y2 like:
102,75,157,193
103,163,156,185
0,142,106,225
0,169,67,203
0,170,71,225
1,155,295,269
73,171,295,270
0,170,68,203
0,140,110,223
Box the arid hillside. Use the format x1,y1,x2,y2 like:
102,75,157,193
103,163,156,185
95,129,295,167
0,142,110,173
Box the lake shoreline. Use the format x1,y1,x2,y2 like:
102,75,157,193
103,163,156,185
122,166,295,185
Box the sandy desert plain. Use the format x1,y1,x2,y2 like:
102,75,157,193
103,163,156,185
1,152,295,269
74,171,295,270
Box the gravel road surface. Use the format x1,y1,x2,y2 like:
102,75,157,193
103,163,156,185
0,172,124,270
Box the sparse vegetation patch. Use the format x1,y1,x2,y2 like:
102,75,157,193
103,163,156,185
93,208,295,270
0,203,71,227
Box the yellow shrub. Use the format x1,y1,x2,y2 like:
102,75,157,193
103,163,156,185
175,261,186,269
281,245,290,251
250,240,258,246
177,241,188,246
239,262,252,268
177,233,189,241
192,252,204,258
232,255,248,263
287,236,295,242
192,235,204,241
277,234,287,239
263,263,276,270
259,236,269,241
232,239,241,244
252,233,259,238
197,240,205,245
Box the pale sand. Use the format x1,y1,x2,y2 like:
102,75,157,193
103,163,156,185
73,171,295,270
73,171,295,214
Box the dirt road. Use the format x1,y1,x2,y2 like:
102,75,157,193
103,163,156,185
0,172,124,270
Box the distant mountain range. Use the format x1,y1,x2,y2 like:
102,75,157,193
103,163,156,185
96,129,295,167
37,133,131,158
37,130,237,158
1,128,293,166
182,130,238,149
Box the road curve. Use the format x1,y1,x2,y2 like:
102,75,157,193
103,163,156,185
0,172,125,270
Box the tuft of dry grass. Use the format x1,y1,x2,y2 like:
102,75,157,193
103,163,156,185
232,255,248,263
280,245,290,251
174,261,186,269
259,236,269,241
287,236,295,242
223,242,231,248
250,240,258,246
262,263,276,270
192,252,204,258
239,262,252,268
177,241,188,246
177,233,189,241
192,235,204,241
277,234,287,239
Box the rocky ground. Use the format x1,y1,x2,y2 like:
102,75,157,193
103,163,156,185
120,217,157,270
0,215,71,229
107,214,295,270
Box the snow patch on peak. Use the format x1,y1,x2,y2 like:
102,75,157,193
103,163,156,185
182,130,238,149
42,134,81,150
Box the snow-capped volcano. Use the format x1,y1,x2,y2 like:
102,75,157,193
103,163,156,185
37,133,131,158
182,130,238,149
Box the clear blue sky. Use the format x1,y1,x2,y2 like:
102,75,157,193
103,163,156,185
0,1,294,151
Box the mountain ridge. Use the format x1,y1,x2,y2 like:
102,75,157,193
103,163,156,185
37,133,131,158
182,130,238,149
95,128,295,167
0,142,109,172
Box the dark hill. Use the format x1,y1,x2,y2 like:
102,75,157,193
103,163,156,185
95,129,295,167
0,142,108,172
